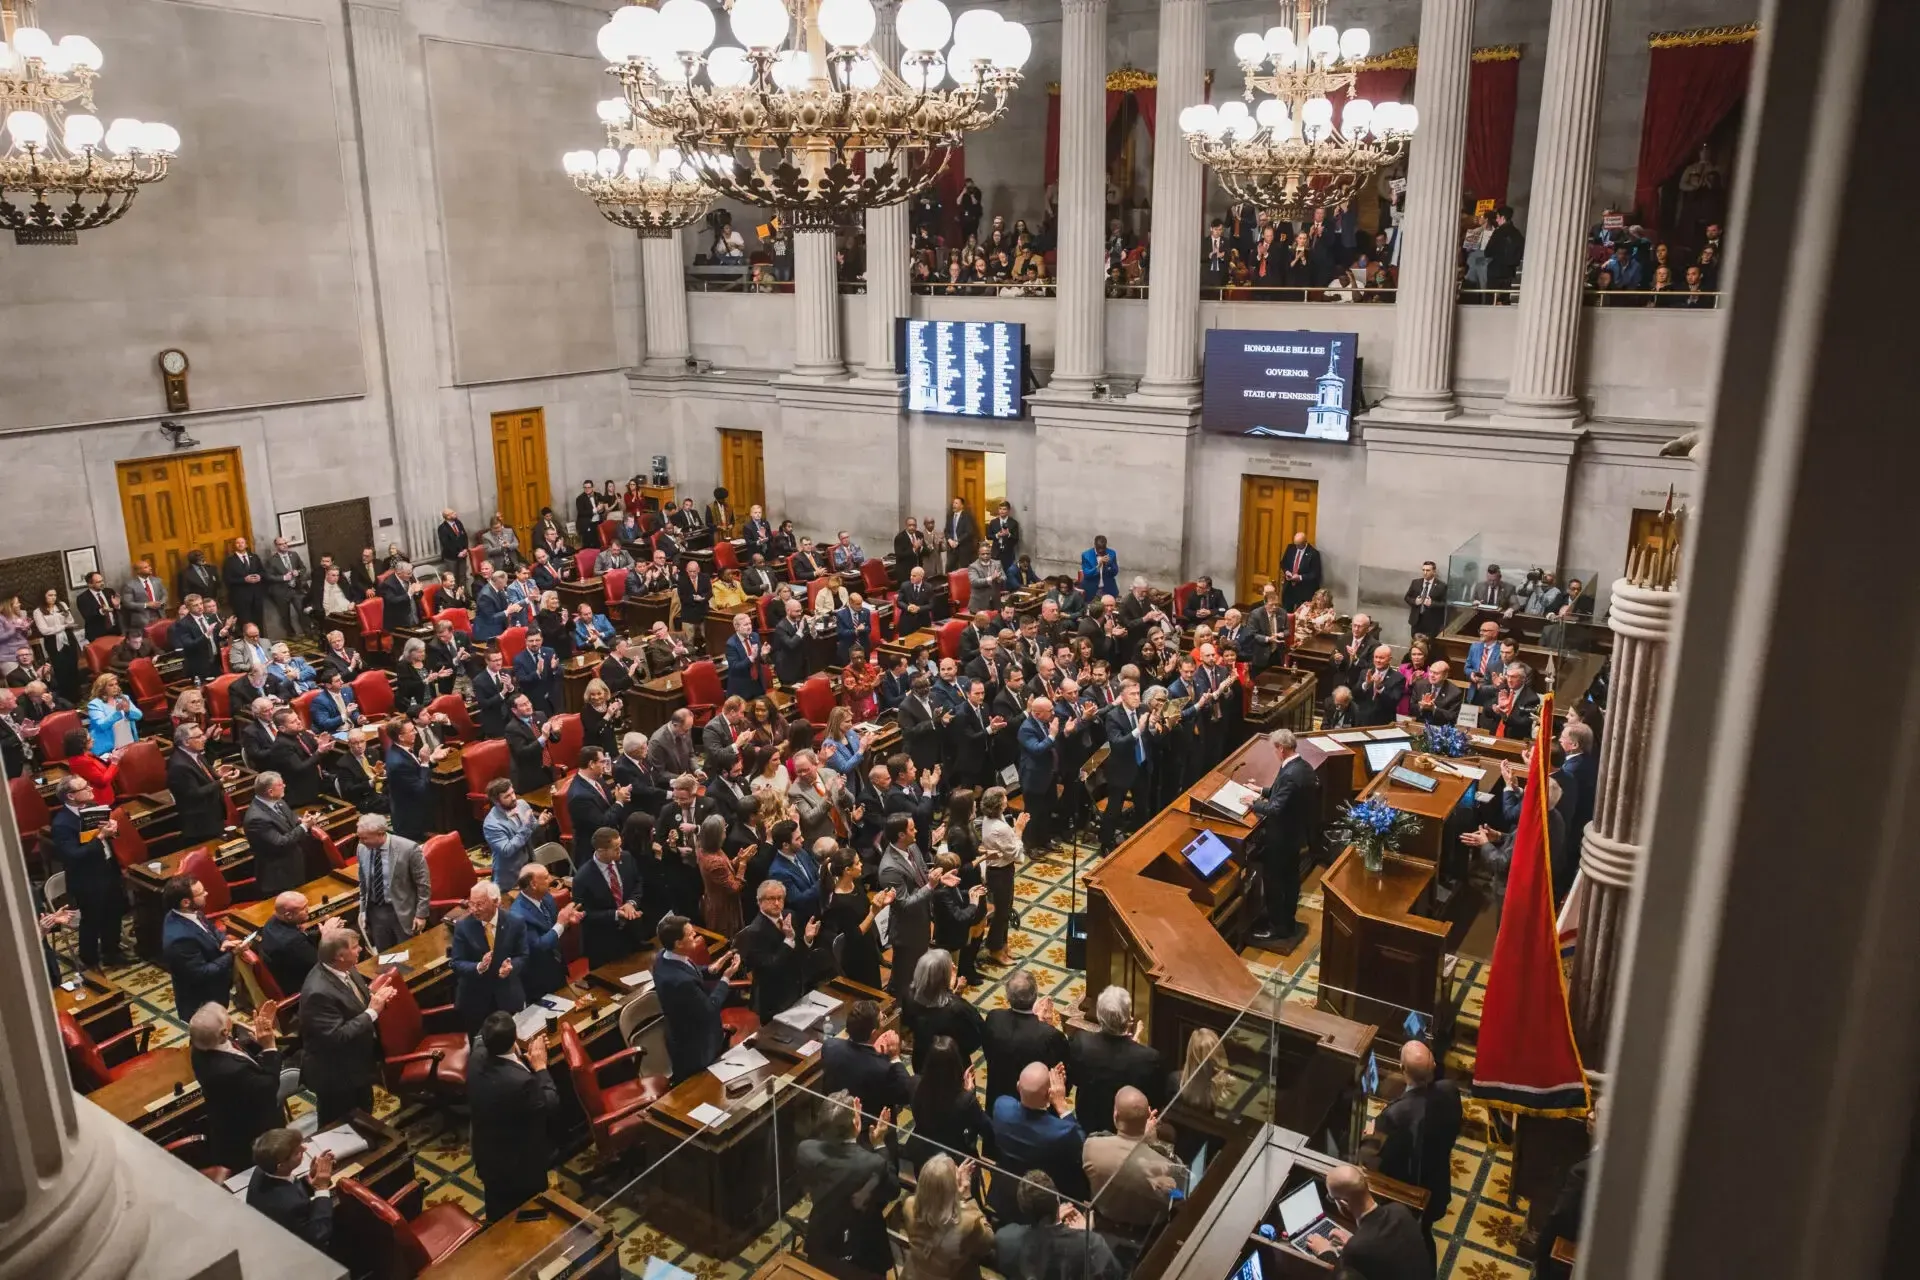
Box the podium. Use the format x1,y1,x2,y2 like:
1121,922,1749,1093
1354,753,1473,862
1317,848,1451,1047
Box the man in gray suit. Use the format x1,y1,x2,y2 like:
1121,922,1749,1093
243,771,320,897
266,538,309,639
648,710,697,778
351,812,432,950
120,558,169,632
873,813,957,1001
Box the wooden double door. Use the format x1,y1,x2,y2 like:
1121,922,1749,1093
491,409,551,552
117,448,252,586
1236,475,1319,603
720,429,766,514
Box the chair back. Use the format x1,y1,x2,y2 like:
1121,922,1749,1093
419,583,440,617
37,709,81,762
859,559,892,597
85,635,120,676
375,977,426,1057
351,671,394,719
355,596,386,638
574,548,600,581
937,618,967,662
241,947,290,1001
1172,581,1197,623
754,595,774,632
680,931,714,967
116,740,167,796
683,660,722,710
291,689,321,729
550,773,577,844
795,675,835,725
604,569,628,604
426,694,477,741
598,519,621,549
548,713,584,773
336,1176,438,1278
314,826,348,870
497,626,529,666
559,1021,603,1115
422,833,475,905
127,657,168,713
9,775,50,837
712,541,740,572
462,739,509,801
145,619,175,651
947,569,971,613
206,674,241,727
57,1012,114,1091
181,847,234,912
107,805,151,869
436,606,472,636
785,553,805,581
467,545,492,577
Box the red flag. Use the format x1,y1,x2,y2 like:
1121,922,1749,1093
1472,693,1590,1117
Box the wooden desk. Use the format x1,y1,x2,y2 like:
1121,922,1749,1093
877,627,939,665
1354,750,1472,863
359,918,455,1000
747,1254,838,1280
1246,667,1318,733
419,1191,616,1280
89,1045,202,1140
631,674,686,735
52,969,133,1042
558,578,604,619
620,590,674,635
1316,848,1453,1047
226,868,359,935
561,654,600,714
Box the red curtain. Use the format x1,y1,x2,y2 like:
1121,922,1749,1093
1354,66,1414,107
1044,90,1061,188
1463,56,1520,207
932,144,966,241
1135,87,1156,138
1633,39,1754,227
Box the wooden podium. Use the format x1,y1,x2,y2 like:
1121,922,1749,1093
1354,752,1473,862
1317,848,1451,1047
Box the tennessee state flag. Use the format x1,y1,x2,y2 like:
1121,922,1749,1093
1473,693,1591,1116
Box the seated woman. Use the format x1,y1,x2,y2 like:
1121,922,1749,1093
711,568,749,612
1291,587,1340,640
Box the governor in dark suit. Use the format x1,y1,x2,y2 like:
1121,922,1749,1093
467,1012,561,1223
189,1002,286,1172
1248,729,1321,950
160,875,238,1019
449,883,530,1032
653,915,740,1082
298,931,395,1125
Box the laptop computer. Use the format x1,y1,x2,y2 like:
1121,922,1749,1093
1276,1181,1343,1255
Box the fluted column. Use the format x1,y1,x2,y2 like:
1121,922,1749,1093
1498,0,1610,422
790,229,846,379
0,787,148,1280
345,0,451,560
1568,571,1678,1069
1378,0,1474,418
1049,0,1108,393
862,1,910,384
1137,0,1206,398
641,235,692,373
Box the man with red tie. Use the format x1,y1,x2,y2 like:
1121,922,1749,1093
572,826,649,967
167,722,236,843
120,559,169,632
1279,532,1322,612
223,536,267,629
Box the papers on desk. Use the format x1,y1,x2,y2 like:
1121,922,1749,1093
1326,731,1373,744
1436,762,1486,781
513,1006,552,1041
1469,734,1498,748
686,1102,730,1129
377,951,409,966
1209,779,1258,817
621,969,655,989
538,994,577,1015
854,722,883,735
1369,728,1411,741
706,1044,770,1084
772,991,838,1033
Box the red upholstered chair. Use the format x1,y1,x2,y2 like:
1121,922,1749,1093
161,1133,234,1184
418,583,440,617
712,540,740,572
375,979,470,1107
795,675,835,725
682,660,721,726
462,739,509,818
680,932,759,1042
598,519,620,549
313,826,348,870
127,657,169,717
144,618,175,651
1172,582,1197,623
85,635,120,676
422,833,477,918
115,740,167,797
58,1011,163,1093
946,569,971,614
335,1176,482,1279
575,547,600,581
753,594,775,633
183,844,255,912
559,1020,669,1164
426,693,477,742
785,553,805,582
859,559,895,601
547,713,584,774
291,689,321,729
206,674,241,731
9,775,49,844
549,772,577,847
936,618,967,662
467,546,492,579
236,947,301,1031
37,709,81,762
548,884,588,983
352,670,395,720
107,805,151,870
435,606,472,636
355,597,391,658
604,568,628,605
220,648,232,675
496,625,529,666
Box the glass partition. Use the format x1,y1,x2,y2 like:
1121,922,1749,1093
1445,535,1486,606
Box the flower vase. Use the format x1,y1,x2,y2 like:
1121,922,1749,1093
1357,837,1387,875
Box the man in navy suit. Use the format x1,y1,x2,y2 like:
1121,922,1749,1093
1278,532,1322,611
1463,619,1506,694
571,827,650,967
566,748,632,864
834,593,877,665
653,913,740,1082
473,569,516,641
724,612,767,700
160,874,243,1018
1099,684,1151,853
506,864,582,1003
1556,722,1600,847
449,881,530,1032
49,776,126,968
471,650,517,739
512,631,562,716
1017,695,1069,851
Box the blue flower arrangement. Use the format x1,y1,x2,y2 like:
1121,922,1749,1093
1328,797,1427,873
1414,723,1470,758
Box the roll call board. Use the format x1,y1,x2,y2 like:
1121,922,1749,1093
902,318,1027,419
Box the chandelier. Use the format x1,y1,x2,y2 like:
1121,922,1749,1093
563,98,715,236
0,0,178,245
1180,0,1412,218
596,0,1029,229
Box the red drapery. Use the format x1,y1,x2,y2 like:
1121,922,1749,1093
1044,91,1061,188
1633,37,1754,227
1044,84,1153,189
1135,87,1156,138
1354,66,1414,107
932,144,966,241
1463,55,1521,207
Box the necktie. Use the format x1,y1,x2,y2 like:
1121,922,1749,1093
366,845,387,907
605,861,623,906
484,919,495,950
143,579,154,602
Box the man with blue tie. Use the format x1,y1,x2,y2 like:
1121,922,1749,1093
1018,695,1069,852
834,593,877,665
652,914,742,1082
512,631,562,716
1099,683,1151,853
506,863,583,1003
473,569,519,641
160,874,244,1019
309,670,361,734
449,881,530,1032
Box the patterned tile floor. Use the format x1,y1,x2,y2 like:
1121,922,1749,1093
67,839,1532,1279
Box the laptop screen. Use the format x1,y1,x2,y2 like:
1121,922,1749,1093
1363,740,1409,773
1229,1250,1264,1280
1182,830,1235,878
1278,1182,1326,1237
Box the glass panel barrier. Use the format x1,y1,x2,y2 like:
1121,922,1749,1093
1446,535,1487,607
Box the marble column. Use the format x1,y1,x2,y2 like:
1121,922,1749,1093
862,1,910,384
1377,0,1474,418
1497,0,1610,423
1568,563,1679,1070
1049,0,1107,394
0,788,148,1280
641,235,692,373
345,0,452,561
790,229,846,379
1137,0,1206,399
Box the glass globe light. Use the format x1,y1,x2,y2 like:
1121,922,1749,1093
9,27,52,62
659,145,683,169
896,0,953,54
1201,110,1229,140
1177,105,1204,133
729,0,789,49
596,98,631,124
1264,26,1294,59
596,19,635,63
952,9,1003,54
1255,98,1286,129
1339,28,1370,62
596,147,621,177
992,21,1031,70
140,121,178,154
949,48,986,88
0,46,20,76
1182,104,1218,135
707,46,752,88
1341,99,1373,137
659,0,717,54
1301,96,1333,129
6,110,49,149
60,34,104,70
771,49,815,91
1226,114,1257,142
1306,24,1338,60
818,0,878,49
1216,100,1250,125
1398,104,1418,134
1233,32,1266,64
40,45,72,75
1304,121,1330,143
900,50,945,91
562,150,594,176
63,113,104,151
1369,102,1397,135
104,117,144,154
847,54,883,90
623,149,648,179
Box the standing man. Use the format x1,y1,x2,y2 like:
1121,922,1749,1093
483,777,559,892
244,770,320,898
353,813,431,951
1017,696,1068,851
298,930,398,1124
160,874,243,1018
1279,531,1322,612
189,1002,287,1173
265,537,308,638
74,571,121,641
653,914,741,1082
468,1011,561,1223
1099,683,1150,853
50,777,126,968
223,536,266,629
944,497,978,573
1366,1040,1462,1263
168,722,233,845
1472,563,1516,611
572,827,648,967
986,501,1022,580
120,558,168,633
1248,729,1320,952
507,863,583,1003
449,882,529,1032
1404,560,1447,640
875,814,954,1002
437,509,471,585
1079,535,1118,599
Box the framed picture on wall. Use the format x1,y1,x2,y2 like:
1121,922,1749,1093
277,510,307,545
64,546,99,590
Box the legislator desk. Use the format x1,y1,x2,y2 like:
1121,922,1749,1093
637,975,896,1258
225,865,360,936
1434,607,1608,710
1085,737,1375,1147
1317,848,1456,1048
746,1253,838,1280
1351,746,1472,863
358,916,456,1005
52,968,133,1043
89,1045,203,1142
430,743,480,841
620,589,674,635
877,627,939,665
558,576,605,619
418,1190,617,1280
1246,667,1318,734
561,652,601,714
630,672,686,735
704,606,754,661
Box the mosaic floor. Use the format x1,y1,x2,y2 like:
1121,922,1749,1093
70,842,1537,1280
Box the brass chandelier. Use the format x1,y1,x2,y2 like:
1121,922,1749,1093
1181,0,1413,218
564,98,715,236
0,0,179,245
596,0,1029,229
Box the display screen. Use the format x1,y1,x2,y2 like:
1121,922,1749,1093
1181,829,1236,879
1363,741,1410,774
1278,1182,1327,1237
1202,328,1358,440
901,318,1026,418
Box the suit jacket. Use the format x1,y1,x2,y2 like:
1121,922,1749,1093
724,633,767,699
1016,716,1058,793
1351,666,1406,727
170,614,221,678
76,586,122,640
512,647,561,716
162,910,235,1018
771,618,809,687
471,668,516,738
571,854,647,968
356,835,431,937
167,749,229,843
1066,1029,1165,1136
265,730,328,807
193,1039,285,1170
506,892,568,1001
258,915,318,1000
1404,576,1448,637
384,744,431,840
467,1042,560,1210
1278,543,1323,599
297,963,381,1096
896,692,943,772
565,773,629,862
1478,683,1542,740
734,910,815,1020
244,796,310,897
1339,1202,1433,1280
449,911,530,1029
945,701,993,784
120,575,168,630
1411,677,1465,726
647,725,695,778
874,843,937,990
1471,578,1516,610
265,550,307,600
1102,702,1148,791
1371,1078,1464,1224
653,951,730,1081
944,509,979,565
981,1009,1069,1104
1250,755,1320,857
819,1037,914,1123
246,1169,332,1251
1559,749,1599,839
224,553,264,603
503,715,553,795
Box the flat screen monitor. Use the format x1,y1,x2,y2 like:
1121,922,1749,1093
1363,740,1409,774
1180,829,1236,879
1277,1182,1328,1238
898,318,1026,419
1202,328,1358,441
1361,1051,1380,1096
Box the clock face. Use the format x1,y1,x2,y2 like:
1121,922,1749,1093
160,349,187,375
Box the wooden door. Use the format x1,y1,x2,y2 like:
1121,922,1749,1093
1628,507,1676,573
947,449,987,537
719,429,766,514
116,448,251,587
491,409,551,551
1236,475,1319,603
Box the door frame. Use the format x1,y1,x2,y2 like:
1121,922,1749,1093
1236,473,1319,603
115,446,253,583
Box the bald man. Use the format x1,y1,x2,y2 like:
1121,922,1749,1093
257,891,346,998
1314,1163,1432,1278
1083,1086,1188,1236
988,1061,1087,1221
1366,1040,1462,1259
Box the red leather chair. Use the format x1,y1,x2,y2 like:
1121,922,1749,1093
1172,582,1197,624
161,1133,234,1184
795,675,835,725
425,693,477,741
352,670,395,720
574,547,600,580
236,947,301,1030
496,625,529,666
682,660,721,726
559,1020,669,1164
422,833,476,918
435,606,472,636
418,583,440,617
183,844,255,912
466,546,492,579
127,657,169,717
206,673,241,731
680,932,758,1042
547,713,584,774
859,559,895,602
936,618,967,662
356,597,391,659
712,540,740,572
947,568,971,614
313,826,348,871
9,775,50,844
144,618,175,651
375,979,470,1106
462,739,509,818
753,594,775,634
83,634,120,677
58,1011,164,1093
37,709,81,762
604,568,628,605
291,688,322,729
549,772,577,847
115,740,167,797
335,1176,482,1279
220,647,233,676
597,519,620,549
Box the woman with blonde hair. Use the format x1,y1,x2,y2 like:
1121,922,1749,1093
0,594,32,675
1292,587,1339,640
820,706,863,775
900,1152,994,1280
580,677,623,753
84,673,142,756
977,787,1028,966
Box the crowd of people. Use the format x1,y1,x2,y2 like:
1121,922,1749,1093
1582,215,1724,307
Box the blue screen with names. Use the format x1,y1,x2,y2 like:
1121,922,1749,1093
903,319,1026,419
